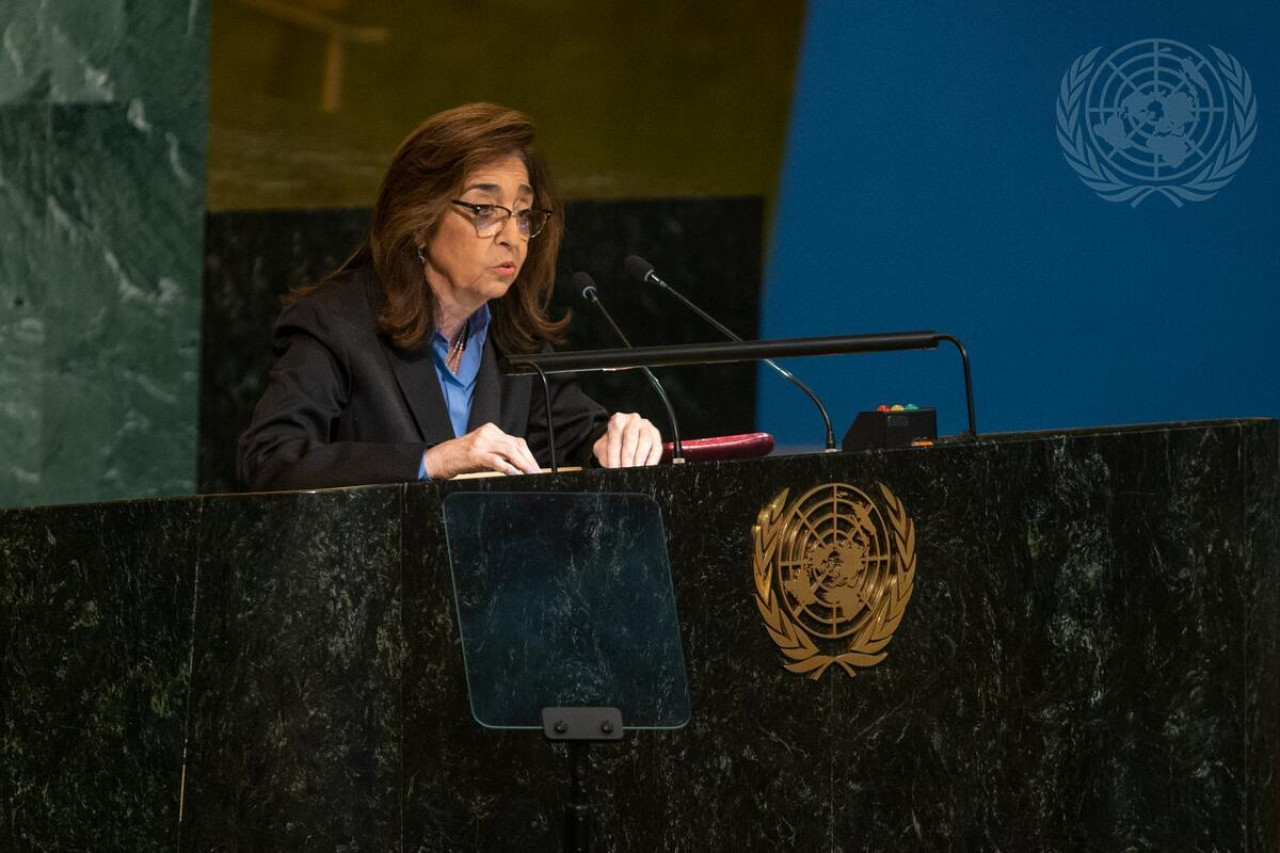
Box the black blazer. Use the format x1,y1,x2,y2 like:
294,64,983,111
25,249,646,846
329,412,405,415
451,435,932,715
238,268,609,490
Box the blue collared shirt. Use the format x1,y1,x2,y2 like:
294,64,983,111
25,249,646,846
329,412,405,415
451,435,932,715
417,304,491,479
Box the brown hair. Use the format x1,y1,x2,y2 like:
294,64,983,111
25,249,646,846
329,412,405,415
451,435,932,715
292,103,566,353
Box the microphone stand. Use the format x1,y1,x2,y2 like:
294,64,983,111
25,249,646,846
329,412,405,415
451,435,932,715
528,361,558,473
579,280,685,463
937,334,977,439
627,258,838,451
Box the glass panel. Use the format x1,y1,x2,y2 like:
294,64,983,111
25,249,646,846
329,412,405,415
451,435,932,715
443,491,690,730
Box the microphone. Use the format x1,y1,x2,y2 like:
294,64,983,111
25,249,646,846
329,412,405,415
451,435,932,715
573,272,685,464
624,255,837,451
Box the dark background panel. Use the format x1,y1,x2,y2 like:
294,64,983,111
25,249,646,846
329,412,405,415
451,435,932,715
199,206,372,494
199,197,763,493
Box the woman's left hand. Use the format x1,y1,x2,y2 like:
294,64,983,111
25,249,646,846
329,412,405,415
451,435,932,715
592,412,663,468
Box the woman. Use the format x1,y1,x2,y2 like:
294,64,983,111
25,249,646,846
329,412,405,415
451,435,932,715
238,103,661,490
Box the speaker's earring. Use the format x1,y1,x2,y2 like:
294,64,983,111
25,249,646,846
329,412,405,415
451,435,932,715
416,246,426,264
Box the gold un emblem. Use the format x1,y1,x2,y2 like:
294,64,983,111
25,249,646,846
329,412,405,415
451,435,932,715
753,483,917,680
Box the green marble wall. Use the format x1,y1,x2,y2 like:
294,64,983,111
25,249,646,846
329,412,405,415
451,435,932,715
0,0,208,508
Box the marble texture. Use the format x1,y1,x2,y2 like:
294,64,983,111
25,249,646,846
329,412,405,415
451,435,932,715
0,0,208,510
178,488,404,851
1,419,1277,851
0,0,206,105
818,427,1273,851
398,419,1279,851
198,197,764,493
0,497,198,850
0,105,46,499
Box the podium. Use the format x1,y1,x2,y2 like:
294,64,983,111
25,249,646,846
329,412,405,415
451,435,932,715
1,419,1277,851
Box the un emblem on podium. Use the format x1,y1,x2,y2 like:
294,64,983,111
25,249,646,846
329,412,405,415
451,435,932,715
752,483,916,680
1056,39,1257,207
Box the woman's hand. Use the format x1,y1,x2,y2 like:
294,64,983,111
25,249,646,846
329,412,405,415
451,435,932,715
592,412,663,468
422,422,541,479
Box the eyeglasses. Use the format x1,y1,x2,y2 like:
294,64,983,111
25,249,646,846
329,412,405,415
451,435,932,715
450,200,552,240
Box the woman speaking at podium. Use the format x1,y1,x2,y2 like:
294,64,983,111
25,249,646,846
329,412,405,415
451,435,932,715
238,103,660,490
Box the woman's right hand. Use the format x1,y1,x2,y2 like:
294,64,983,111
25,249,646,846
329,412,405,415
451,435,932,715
422,422,542,479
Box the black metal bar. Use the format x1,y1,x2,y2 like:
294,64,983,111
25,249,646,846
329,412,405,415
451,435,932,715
564,741,590,853
937,334,978,438
529,361,558,473
502,332,941,375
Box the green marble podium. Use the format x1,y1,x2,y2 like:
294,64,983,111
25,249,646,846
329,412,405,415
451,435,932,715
1,419,1277,851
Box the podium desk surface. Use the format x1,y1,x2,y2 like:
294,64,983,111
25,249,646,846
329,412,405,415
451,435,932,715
1,417,1277,852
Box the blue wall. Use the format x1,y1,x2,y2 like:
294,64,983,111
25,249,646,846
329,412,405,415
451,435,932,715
762,0,1278,446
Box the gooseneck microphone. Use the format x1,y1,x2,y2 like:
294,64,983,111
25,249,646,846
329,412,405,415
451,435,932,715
624,255,837,451
573,272,685,464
